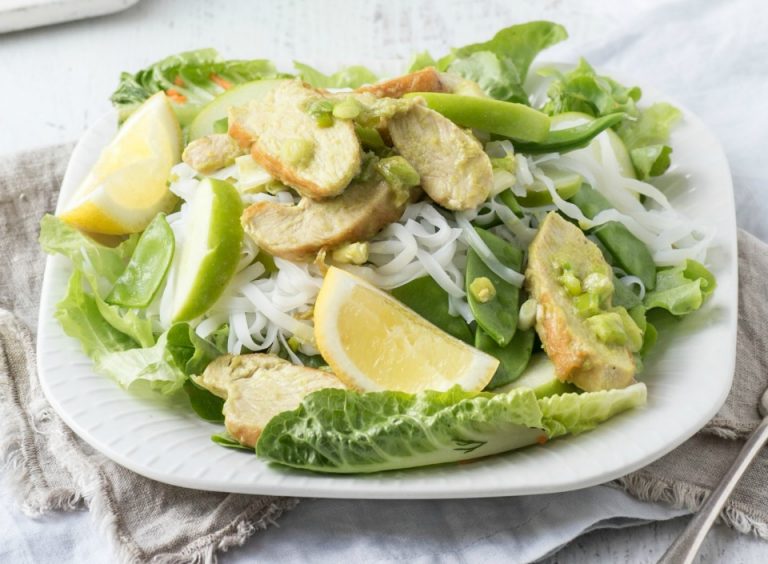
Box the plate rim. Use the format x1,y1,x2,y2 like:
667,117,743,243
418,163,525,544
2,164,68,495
36,67,738,498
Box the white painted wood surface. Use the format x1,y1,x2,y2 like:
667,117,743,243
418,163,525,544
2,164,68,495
1,0,767,561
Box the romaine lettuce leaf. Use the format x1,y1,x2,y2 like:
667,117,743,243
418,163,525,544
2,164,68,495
439,21,568,103
110,49,285,124
256,383,647,474
539,383,647,438
294,61,377,88
644,259,716,316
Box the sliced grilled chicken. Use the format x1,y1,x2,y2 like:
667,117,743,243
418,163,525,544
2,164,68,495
196,353,347,448
182,134,245,174
388,104,493,210
525,212,637,392
242,177,408,262
356,67,446,98
228,80,361,200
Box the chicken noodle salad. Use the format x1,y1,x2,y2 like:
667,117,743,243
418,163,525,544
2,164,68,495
41,21,717,474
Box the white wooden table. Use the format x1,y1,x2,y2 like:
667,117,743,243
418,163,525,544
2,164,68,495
2,0,767,561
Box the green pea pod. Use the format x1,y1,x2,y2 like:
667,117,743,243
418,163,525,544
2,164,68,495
466,227,523,346
106,213,175,308
569,185,656,290
391,276,473,344
512,112,625,154
405,92,550,142
477,327,535,390
498,189,524,218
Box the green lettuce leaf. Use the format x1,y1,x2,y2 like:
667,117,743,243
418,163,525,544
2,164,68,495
293,61,377,88
644,259,716,316
110,48,284,124
541,58,641,118
256,383,647,474
39,214,138,284
93,323,222,395
616,102,682,179
440,21,568,103
55,269,139,359
407,50,438,73
539,383,647,438
41,215,154,347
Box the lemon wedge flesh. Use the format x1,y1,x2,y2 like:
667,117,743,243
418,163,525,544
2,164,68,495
59,92,182,234
314,267,499,393
172,178,243,322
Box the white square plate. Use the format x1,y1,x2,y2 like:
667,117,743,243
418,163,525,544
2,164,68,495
37,66,737,498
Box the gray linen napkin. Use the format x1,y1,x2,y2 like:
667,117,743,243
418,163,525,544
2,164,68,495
614,229,768,537
0,146,298,563
1,144,768,561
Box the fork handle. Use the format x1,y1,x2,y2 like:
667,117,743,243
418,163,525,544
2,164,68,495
658,416,768,564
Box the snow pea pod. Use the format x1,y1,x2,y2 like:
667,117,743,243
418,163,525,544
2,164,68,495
512,112,624,154
477,327,535,390
569,185,656,290
498,189,524,218
391,276,473,344
466,227,524,346
106,213,175,308
405,92,550,142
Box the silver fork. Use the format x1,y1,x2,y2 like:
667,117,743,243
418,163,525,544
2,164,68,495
658,387,768,564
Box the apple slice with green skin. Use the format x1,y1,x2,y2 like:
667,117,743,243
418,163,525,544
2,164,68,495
188,79,287,140
405,92,550,142
517,164,583,207
493,354,578,398
172,178,244,322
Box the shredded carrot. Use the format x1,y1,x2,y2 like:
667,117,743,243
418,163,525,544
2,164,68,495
165,88,187,104
536,434,548,445
173,75,185,87
210,73,233,90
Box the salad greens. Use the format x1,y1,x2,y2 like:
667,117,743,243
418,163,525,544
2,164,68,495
541,59,681,178
44,20,720,475
41,215,222,393
110,48,286,125
644,259,717,316
437,21,568,103
293,61,378,89
256,384,646,473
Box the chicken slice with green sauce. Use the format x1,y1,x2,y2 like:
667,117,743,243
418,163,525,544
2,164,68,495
181,133,245,174
195,353,347,448
525,212,643,392
356,67,447,98
241,176,409,262
388,104,493,210
228,80,362,200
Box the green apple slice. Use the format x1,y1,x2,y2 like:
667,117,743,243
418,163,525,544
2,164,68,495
188,79,287,140
493,354,578,398
517,164,583,207
172,178,243,322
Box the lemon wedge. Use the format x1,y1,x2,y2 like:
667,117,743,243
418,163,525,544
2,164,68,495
314,267,499,393
59,92,182,234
